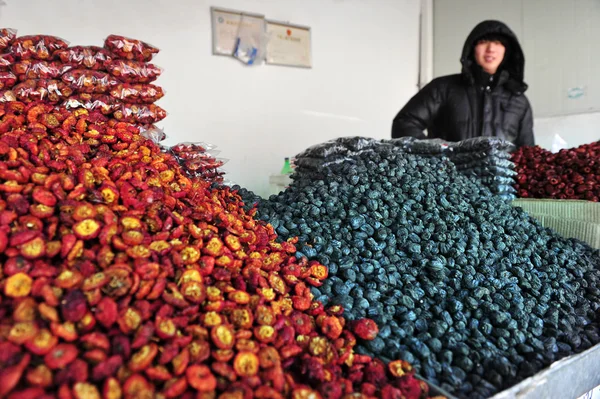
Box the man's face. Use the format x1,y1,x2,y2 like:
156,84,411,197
474,39,505,74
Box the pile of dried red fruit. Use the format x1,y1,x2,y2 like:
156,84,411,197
512,142,599,201
0,30,166,125
0,33,439,399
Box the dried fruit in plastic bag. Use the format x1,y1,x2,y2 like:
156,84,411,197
63,94,120,115
104,34,159,62
109,83,164,103
54,46,114,70
182,158,227,173
62,70,120,94
140,125,166,143
12,60,72,80
0,71,17,90
10,35,69,60
113,103,167,124
170,142,217,158
13,79,73,103
106,60,162,83
0,90,16,103
0,28,17,51
0,54,14,70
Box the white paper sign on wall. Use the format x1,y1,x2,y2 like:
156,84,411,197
265,21,312,68
211,7,265,56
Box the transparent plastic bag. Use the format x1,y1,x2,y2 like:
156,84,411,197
170,142,216,157
63,94,120,115
337,136,378,151
104,34,159,62
233,14,267,66
449,149,511,164
451,137,516,153
0,71,17,90
13,79,73,103
0,90,16,103
10,35,69,60
113,103,167,124
0,28,17,51
54,46,114,70
459,165,517,177
455,157,515,170
140,125,167,143
0,54,14,71
62,69,120,94
182,158,228,172
109,83,164,103
296,141,348,159
105,60,162,83
12,60,72,80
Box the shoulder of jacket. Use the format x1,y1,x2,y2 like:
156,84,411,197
428,74,463,86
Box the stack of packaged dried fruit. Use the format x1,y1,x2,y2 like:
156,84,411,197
170,142,228,184
0,30,439,399
512,141,599,201
0,29,166,126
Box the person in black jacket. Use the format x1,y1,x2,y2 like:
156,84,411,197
392,20,535,147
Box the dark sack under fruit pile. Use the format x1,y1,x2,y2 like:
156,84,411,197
0,29,437,399
256,142,600,399
512,141,599,201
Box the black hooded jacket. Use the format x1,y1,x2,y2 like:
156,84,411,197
392,20,535,147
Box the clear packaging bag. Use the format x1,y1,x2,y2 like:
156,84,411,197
109,83,164,103
233,14,267,66
54,46,114,70
0,90,16,103
170,142,216,156
63,94,120,115
0,28,17,51
10,35,69,60
104,34,159,62
12,60,72,80
113,103,167,124
13,79,73,103
105,60,162,83
0,54,14,71
62,69,120,94
140,125,167,143
0,71,17,90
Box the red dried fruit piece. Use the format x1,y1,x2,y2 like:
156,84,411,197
26,364,53,387
73,218,101,240
187,365,217,392
8,321,39,344
388,360,413,378
129,343,158,372
321,316,343,340
95,296,118,328
72,203,97,221
117,307,142,334
61,289,88,322
123,374,153,399
32,186,57,206
73,382,101,399
45,343,78,369
20,236,46,259
258,346,281,369
351,318,379,341
0,353,31,397
180,280,206,304
13,297,37,321
55,269,84,289
4,272,32,297
103,377,122,399
163,377,187,398
233,351,260,378
155,317,177,339
254,325,276,344
145,365,172,381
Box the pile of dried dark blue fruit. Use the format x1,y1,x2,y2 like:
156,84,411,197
250,140,600,399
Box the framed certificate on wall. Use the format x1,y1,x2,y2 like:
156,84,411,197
211,7,265,56
266,21,312,68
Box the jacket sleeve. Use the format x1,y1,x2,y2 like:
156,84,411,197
392,80,443,139
516,100,535,147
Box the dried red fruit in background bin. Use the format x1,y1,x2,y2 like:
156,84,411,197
12,60,71,80
0,71,17,89
106,60,162,83
10,35,69,60
62,70,119,94
0,28,17,51
104,34,159,62
55,46,114,70
13,79,73,103
233,351,260,377
113,103,167,124
109,83,164,104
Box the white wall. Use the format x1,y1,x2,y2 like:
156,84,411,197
0,0,420,196
431,0,600,150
